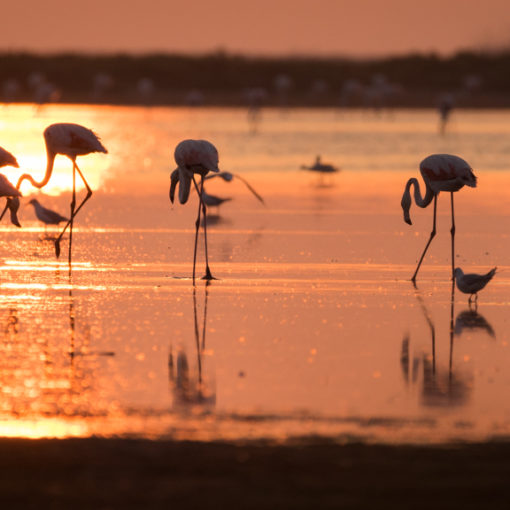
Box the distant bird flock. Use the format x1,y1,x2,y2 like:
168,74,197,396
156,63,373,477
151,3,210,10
0,121,498,302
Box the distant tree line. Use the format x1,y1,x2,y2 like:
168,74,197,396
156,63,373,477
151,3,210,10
1,50,510,107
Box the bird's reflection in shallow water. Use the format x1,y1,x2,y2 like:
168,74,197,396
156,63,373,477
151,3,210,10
168,283,216,412
454,309,495,338
401,282,477,408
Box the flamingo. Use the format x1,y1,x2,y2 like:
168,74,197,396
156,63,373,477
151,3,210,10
169,139,220,284
0,123,107,263
0,147,22,227
401,154,477,282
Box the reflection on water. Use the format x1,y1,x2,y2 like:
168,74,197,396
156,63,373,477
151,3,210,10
402,284,480,409
455,309,495,338
168,284,215,412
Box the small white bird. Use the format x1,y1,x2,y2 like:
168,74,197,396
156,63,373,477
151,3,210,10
28,198,69,228
454,267,496,304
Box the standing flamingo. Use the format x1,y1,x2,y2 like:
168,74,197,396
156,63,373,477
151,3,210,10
1,123,107,263
0,147,22,227
401,154,477,282
169,139,220,284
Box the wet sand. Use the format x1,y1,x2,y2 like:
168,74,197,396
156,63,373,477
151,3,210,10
1,437,509,509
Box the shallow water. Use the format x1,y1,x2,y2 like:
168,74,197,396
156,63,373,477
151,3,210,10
0,104,509,443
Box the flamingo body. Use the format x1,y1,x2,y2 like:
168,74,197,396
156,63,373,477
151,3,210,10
44,123,107,161
0,148,22,227
419,154,476,194
401,154,477,282
0,147,19,169
170,139,220,283
174,139,219,177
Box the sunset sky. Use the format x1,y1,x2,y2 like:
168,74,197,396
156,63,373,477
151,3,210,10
3,0,510,57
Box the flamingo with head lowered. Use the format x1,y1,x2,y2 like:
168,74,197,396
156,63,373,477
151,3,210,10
0,123,107,264
401,154,477,283
0,147,22,227
170,139,220,284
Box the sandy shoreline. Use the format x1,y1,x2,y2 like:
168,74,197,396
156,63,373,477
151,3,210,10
1,437,509,508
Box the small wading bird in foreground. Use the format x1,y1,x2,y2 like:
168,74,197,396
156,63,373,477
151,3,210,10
28,198,69,237
0,147,22,227
300,155,339,174
0,123,107,265
170,139,220,284
454,267,497,305
401,154,477,283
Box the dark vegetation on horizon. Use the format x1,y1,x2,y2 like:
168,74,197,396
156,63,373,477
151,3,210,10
1,50,510,107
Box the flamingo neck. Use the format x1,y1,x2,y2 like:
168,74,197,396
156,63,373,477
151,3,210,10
15,150,55,190
407,177,434,208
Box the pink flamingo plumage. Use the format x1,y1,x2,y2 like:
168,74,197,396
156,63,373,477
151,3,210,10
1,123,107,264
401,154,477,282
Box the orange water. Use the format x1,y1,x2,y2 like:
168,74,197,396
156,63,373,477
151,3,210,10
0,104,509,443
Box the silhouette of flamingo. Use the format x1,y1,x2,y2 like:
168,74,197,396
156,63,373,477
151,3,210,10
0,147,22,227
401,154,477,282
0,123,107,264
169,139,220,284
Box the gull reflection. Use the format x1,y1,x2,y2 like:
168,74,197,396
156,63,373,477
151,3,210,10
454,309,495,338
168,283,216,412
402,283,473,408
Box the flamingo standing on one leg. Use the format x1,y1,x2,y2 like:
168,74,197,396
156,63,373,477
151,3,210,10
0,147,22,227
0,123,107,264
169,139,220,284
401,154,477,283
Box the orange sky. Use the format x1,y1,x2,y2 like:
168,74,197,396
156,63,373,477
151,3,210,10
3,0,510,57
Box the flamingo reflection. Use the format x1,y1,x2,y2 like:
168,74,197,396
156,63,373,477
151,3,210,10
401,283,474,408
168,283,215,411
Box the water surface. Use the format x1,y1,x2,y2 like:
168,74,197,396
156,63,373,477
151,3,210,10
0,104,509,443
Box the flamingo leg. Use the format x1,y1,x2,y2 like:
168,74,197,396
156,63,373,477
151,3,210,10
0,203,8,222
411,194,437,283
54,161,93,258
192,177,216,282
68,163,76,267
191,176,203,285
450,192,456,280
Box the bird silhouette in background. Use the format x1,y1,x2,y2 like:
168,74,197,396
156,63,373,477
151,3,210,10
0,123,108,265
300,155,340,174
170,139,220,283
454,267,496,306
401,154,477,283
0,147,22,227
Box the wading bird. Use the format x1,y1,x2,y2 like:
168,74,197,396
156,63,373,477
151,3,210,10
300,155,339,174
0,123,107,264
454,267,496,305
0,147,22,227
169,139,220,284
204,171,265,206
28,198,69,235
401,154,477,282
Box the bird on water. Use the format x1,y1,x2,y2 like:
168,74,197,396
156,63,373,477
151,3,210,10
169,139,220,284
454,267,496,305
28,198,69,237
0,123,107,265
401,154,477,282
